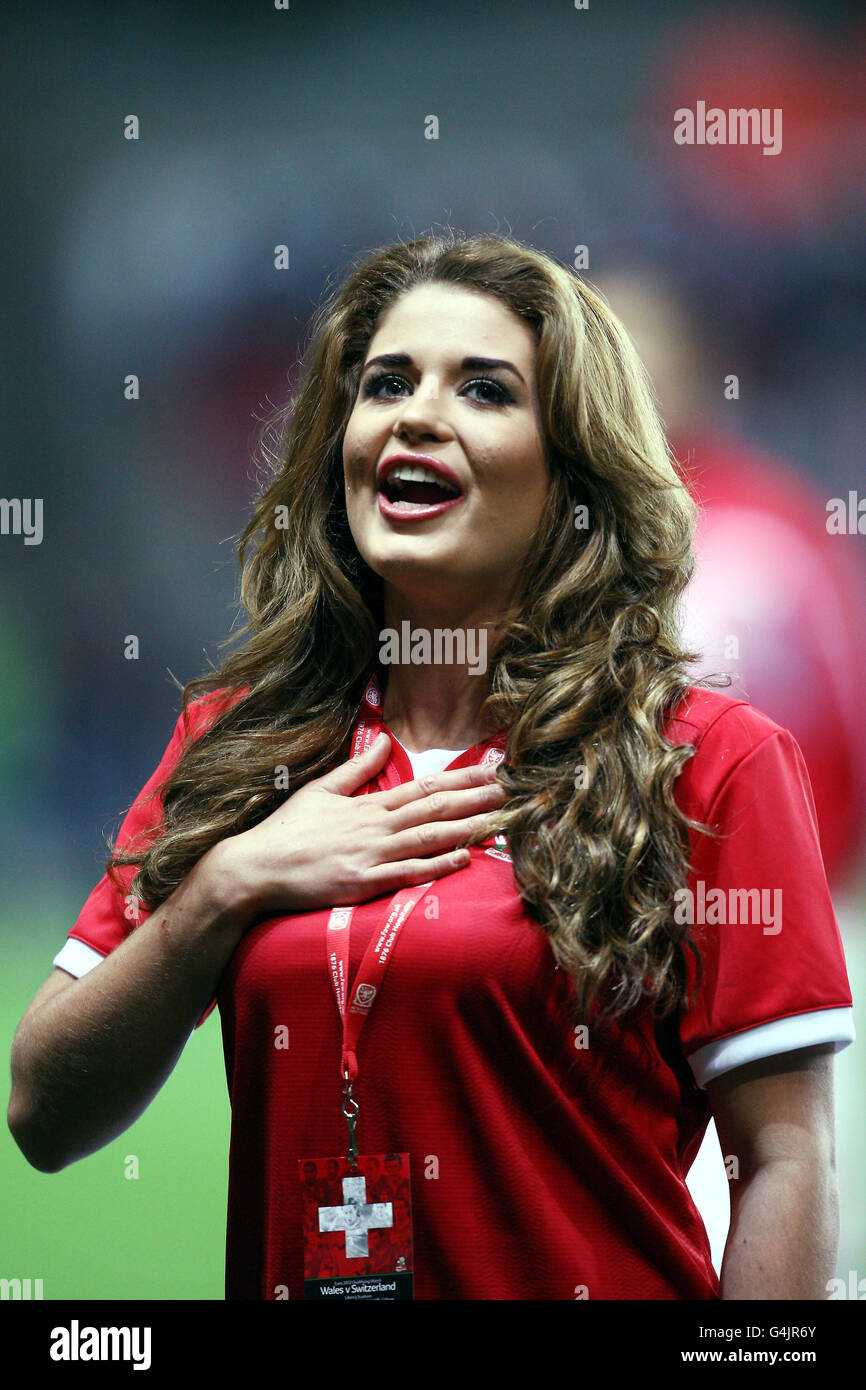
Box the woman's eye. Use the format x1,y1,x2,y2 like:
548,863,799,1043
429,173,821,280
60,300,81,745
361,372,512,404
465,378,512,404
362,372,409,399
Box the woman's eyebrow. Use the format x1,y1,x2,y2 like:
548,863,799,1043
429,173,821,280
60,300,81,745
361,352,526,385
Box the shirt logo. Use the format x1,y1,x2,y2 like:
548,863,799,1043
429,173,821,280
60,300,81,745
485,831,512,863
353,982,377,1009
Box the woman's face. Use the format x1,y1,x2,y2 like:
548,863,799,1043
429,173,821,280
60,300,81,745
342,283,549,616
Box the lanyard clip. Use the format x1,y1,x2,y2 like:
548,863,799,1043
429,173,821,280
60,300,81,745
342,1073,360,1170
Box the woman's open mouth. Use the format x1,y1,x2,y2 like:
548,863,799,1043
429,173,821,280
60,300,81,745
377,461,464,521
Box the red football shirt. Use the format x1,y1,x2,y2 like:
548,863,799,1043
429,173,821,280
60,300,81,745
55,671,854,1300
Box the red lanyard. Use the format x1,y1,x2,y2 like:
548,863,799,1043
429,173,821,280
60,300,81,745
326,885,431,1165
328,667,507,1165
326,884,433,1086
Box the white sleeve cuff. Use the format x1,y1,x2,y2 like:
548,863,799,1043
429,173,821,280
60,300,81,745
51,937,203,1043
687,1006,856,1088
52,938,107,978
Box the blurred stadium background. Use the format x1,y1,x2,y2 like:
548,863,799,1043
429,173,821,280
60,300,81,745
2,0,864,1298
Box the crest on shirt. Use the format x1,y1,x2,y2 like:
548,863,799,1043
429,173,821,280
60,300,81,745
485,831,512,863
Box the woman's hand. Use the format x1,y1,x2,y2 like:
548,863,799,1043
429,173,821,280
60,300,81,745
205,731,507,917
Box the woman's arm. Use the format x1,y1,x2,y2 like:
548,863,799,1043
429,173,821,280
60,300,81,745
7,849,250,1173
706,1042,839,1300
8,739,506,1174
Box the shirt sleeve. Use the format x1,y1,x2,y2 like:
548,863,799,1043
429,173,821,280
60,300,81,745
53,696,229,1028
678,723,855,1089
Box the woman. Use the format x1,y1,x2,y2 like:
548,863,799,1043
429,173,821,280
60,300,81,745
8,231,853,1301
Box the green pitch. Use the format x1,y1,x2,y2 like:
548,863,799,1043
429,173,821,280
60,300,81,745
1,922,230,1300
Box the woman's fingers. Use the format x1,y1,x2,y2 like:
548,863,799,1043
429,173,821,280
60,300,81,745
371,760,504,812
357,852,472,897
371,808,504,866
384,777,506,833
311,732,393,795
310,738,504,817
352,814,502,898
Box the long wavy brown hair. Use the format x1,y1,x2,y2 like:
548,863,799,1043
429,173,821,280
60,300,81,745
108,229,727,1026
